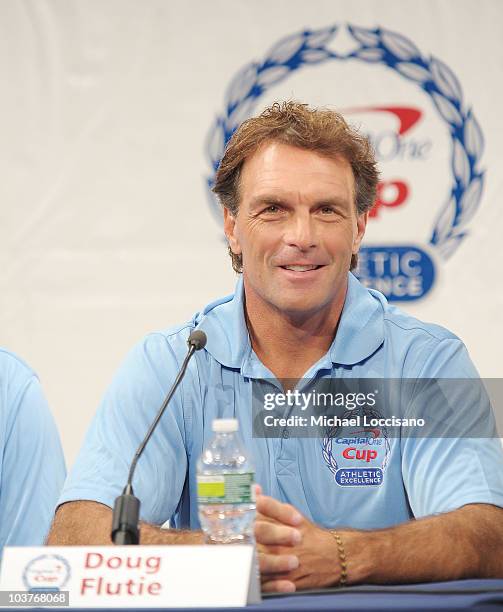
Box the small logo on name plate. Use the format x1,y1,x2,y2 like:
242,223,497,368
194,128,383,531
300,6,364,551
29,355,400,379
23,554,71,592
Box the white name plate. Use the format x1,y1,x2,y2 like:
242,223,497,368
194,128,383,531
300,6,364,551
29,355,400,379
0,545,261,608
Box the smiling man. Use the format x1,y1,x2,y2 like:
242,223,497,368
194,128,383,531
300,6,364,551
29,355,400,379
222,138,366,383
49,102,503,590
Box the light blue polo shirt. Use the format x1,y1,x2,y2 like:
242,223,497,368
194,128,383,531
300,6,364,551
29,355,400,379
0,349,66,552
60,274,503,529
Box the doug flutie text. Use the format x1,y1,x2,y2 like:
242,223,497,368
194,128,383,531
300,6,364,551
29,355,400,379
80,552,162,596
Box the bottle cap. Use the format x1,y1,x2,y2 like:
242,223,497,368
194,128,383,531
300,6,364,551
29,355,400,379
212,418,239,433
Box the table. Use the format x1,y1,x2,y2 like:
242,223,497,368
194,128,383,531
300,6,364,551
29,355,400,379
63,579,503,611
13,579,503,612
257,580,503,610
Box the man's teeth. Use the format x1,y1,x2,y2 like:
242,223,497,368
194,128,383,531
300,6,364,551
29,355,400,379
283,265,319,271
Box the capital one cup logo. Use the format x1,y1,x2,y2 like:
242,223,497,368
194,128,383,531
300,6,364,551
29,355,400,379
205,24,484,302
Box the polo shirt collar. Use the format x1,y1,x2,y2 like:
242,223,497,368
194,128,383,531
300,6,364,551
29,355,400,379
329,273,384,365
197,273,384,370
196,276,250,370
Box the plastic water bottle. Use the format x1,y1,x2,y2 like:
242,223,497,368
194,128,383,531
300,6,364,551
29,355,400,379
197,418,256,544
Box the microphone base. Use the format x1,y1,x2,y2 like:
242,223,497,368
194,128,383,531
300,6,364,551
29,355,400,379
113,529,139,545
111,488,140,545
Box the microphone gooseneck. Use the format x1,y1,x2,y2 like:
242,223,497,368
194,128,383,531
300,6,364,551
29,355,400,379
111,329,207,545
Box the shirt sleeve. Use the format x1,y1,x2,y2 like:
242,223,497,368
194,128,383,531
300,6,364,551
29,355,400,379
0,370,66,549
400,338,503,518
59,331,191,526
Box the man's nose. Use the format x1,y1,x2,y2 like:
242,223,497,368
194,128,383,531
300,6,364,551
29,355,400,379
283,213,317,251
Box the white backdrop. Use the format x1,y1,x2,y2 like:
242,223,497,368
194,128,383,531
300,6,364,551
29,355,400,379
1,0,502,466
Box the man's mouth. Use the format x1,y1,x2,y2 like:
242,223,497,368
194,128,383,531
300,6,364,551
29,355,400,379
280,265,323,272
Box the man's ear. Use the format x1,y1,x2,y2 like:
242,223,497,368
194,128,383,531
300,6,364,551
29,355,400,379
352,211,369,255
223,208,242,256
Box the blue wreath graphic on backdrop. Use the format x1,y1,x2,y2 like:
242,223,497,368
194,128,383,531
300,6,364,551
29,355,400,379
205,24,484,263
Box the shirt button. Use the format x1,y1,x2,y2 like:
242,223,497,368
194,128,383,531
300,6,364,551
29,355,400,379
282,428,290,439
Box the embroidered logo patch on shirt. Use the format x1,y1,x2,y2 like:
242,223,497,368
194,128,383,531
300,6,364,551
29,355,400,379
321,412,391,487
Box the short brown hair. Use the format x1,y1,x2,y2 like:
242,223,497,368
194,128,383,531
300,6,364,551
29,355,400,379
213,101,379,272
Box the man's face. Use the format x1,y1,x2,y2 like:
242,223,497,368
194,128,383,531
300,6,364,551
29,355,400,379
224,141,368,319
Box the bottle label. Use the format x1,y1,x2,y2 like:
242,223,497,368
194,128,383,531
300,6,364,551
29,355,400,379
197,472,255,504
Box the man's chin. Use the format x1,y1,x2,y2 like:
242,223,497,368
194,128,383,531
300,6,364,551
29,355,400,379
271,296,331,319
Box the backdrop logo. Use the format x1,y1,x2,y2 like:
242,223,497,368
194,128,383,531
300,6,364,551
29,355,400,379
205,24,484,301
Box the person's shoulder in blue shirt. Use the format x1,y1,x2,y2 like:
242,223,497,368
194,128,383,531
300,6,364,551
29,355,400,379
0,348,66,552
370,282,480,378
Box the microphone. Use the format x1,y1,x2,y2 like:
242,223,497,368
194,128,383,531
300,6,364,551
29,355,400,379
111,329,207,545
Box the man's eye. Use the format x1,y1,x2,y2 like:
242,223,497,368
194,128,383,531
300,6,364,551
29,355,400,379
320,206,335,214
263,205,280,213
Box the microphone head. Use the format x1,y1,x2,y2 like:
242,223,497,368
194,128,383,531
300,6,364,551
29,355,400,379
188,330,207,351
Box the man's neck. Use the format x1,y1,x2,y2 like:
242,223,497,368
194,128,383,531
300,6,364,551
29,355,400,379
244,282,347,382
